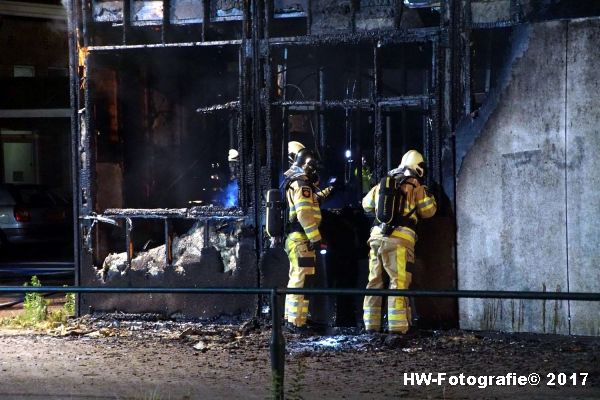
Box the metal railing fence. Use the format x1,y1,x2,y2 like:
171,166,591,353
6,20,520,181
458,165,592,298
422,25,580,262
1,285,599,399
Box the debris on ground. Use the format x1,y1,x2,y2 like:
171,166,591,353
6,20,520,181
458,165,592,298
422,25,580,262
1,315,599,399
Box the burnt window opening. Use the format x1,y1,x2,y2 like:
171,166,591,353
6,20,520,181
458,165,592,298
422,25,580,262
94,220,127,268
90,46,243,213
92,0,124,23
271,43,434,102
383,109,427,168
131,0,164,26
210,0,243,22
89,0,244,46
171,0,204,24
93,217,203,273
381,43,433,97
269,42,435,207
86,0,444,47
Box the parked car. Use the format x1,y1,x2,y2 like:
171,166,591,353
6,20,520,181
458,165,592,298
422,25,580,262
0,184,72,247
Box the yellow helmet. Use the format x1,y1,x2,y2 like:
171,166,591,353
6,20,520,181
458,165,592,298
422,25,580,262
288,141,305,164
399,150,425,178
227,149,239,162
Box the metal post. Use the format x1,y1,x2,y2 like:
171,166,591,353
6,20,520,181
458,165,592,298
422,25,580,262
270,288,285,400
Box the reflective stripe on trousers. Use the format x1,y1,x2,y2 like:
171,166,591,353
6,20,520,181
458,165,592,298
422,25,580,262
363,238,412,333
284,233,315,327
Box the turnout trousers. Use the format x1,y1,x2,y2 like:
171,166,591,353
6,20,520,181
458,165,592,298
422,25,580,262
363,236,414,334
284,232,316,327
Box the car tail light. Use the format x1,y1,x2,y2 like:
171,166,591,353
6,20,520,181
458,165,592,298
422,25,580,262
14,206,31,222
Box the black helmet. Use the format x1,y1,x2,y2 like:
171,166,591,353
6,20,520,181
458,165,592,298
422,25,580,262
293,148,318,177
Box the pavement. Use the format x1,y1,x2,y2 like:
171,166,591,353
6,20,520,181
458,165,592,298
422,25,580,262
0,317,598,399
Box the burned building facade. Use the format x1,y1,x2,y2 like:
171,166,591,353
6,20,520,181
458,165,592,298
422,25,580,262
67,0,600,334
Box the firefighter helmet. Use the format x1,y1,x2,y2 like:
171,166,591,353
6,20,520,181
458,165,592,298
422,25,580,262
228,149,239,162
288,141,305,165
399,150,426,178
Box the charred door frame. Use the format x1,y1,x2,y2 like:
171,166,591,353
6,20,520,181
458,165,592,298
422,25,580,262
67,0,460,315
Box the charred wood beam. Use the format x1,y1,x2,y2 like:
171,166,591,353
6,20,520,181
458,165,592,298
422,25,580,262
318,65,325,148
470,20,518,29
203,220,210,249
164,219,173,267
125,217,133,269
122,0,131,44
201,0,209,41
374,105,384,179
102,207,245,219
463,0,472,117
431,36,443,193
238,46,248,210
373,43,384,179
80,57,94,217
263,0,272,40
268,27,441,47
87,40,243,52
67,0,82,303
272,96,433,110
162,0,171,44
263,50,274,188
306,0,312,35
250,0,264,258
195,101,240,114
80,0,90,46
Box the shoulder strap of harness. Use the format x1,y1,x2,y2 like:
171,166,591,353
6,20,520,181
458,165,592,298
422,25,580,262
394,177,418,225
280,175,312,234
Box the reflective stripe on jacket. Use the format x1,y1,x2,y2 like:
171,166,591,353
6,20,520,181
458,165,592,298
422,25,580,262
287,180,322,242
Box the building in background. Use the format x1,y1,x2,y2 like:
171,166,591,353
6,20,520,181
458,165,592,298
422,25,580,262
0,0,71,196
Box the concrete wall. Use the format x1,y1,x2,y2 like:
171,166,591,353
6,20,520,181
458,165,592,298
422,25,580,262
565,18,600,336
457,18,600,336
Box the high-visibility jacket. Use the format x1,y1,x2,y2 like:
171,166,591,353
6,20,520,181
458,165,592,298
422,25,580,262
362,176,437,250
286,178,323,242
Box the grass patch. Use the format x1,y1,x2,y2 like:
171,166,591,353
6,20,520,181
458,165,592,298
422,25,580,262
0,276,75,330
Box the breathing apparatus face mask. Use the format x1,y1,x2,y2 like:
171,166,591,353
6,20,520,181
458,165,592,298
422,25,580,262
293,149,319,179
303,158,318,181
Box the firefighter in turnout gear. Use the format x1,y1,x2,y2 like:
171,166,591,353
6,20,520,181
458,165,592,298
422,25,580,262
282,148,330,330
362,150,437,334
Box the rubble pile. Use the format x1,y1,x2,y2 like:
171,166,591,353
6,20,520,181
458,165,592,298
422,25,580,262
100,221,242,281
